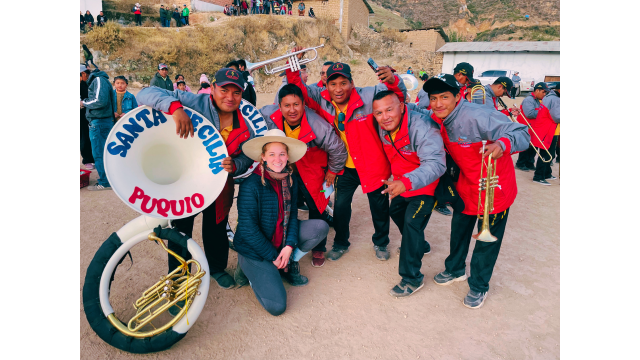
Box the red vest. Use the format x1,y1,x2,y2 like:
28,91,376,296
518,97,557,149
382,109,439,197
269,109,332,214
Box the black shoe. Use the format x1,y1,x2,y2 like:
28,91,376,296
389,280,424,297
327,247,349,261
433,270,468,286
463,289,488,309
397,241,431,255
434,204,452,216
168,300,186,316
533,179,551,186
546,175,557,181
283,261,308,286
374,245,390,261
515,165,529,172
234,260,249,288
211,271,236,289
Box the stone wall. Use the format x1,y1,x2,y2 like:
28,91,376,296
401,29,445,52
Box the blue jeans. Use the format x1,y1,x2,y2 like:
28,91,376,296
89,118,114,187
181,18,186,25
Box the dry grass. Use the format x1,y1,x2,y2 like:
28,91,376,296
83,16,349,91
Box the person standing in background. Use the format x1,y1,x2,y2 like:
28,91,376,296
133,3,142,26
173,74,192,92
511,72,521,98
198,74,212,94
182,5,190,25
159,5,168,27
80,65,95,171
82,44,99,70
172,7,182,26
149,63,174,90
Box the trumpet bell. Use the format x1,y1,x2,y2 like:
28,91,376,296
104,106,229,219
472,228,498,242
399,74,419,91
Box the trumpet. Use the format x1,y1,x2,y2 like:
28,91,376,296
469,84,486,104
244,44,325,75
496,97,552,163
472,140,498,242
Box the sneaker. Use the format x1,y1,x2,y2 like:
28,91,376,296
463,289,488,309
311,251,325,267
327,247,349,261
434,204,452,216
211,271,236,289
84,163,95,170
533,179,551,186
168,300,186,316
515,165,529,172
87,184,112,191
374,245,390,261
397,241,431,255
389,280,424,297
433,270,468,286
283,261,308,286
546,175,557,181
234,261,249,288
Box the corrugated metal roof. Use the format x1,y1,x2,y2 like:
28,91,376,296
437,41,560,53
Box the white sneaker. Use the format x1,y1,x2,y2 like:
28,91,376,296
87,184,112,191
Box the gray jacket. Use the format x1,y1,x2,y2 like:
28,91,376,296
521,94,541,119
260,104,347,174
378,108,445,191
543,90,560,123
511,75,521,83
149,72,174,91
415,88,430,108
471,84,500,111
82,70,114,122
408,101,530,154
136,87,276,175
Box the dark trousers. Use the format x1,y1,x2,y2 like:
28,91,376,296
390,195,436,286
553,135,560,162
510,87,518,98
533,135,557,181
135,14,142,25
293,172,329,252
80,114,94,164
184,16,189,25
516,144,536,169
168,203,229,274
444,208,510,293
333,167,389,249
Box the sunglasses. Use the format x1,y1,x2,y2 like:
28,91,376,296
320,71,326,75
337,113,345,131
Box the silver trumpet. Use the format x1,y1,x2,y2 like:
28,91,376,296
244,44,325,75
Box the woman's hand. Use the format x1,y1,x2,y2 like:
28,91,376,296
273,246,293,270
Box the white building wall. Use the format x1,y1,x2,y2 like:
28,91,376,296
192,0,225,12
441,52,560,84
80,0,102,17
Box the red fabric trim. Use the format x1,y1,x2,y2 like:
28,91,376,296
497,137,511,155
400,176,413,191
168,101,183,115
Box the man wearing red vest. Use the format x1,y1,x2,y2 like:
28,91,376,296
286,46,407,262
136,68,276,290
519,82,559,185
372,90,446,297
420,74,530,308
471,76,521,118
260,84,348,267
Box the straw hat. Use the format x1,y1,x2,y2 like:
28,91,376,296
242,129,307,164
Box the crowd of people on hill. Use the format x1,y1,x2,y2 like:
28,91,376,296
223,1,313,17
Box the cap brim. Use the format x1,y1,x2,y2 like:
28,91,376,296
216,81,244,92
423,77,459,95
328,72,351,81
242,135,307,163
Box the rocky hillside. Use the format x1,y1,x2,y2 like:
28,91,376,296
371,0,560,41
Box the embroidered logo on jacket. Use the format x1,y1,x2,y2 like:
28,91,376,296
457,136,471,148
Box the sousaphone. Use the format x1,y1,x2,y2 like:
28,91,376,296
82,105,228,353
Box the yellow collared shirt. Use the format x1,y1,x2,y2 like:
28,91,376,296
220,125,233,143
332,102,355,168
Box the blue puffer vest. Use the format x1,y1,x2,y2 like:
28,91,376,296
233,172,300,262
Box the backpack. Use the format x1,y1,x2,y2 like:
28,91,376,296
131,6,136,12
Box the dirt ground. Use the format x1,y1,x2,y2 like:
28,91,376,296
80,91,560,359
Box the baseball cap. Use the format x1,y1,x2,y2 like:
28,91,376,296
534,82,550,92
326,62,352,81
214,67,245,92
453,62,476,83
80,64,87,73
158,63,168,70
493,76,514,98
278,64,306,77
423,73,461,95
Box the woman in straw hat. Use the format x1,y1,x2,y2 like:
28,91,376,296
232,129,329,316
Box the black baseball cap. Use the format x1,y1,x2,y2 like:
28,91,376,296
453,62,476,83
423,73,461,95
278,64,306,77
326,62,352,81
158,63,168,70
534,82,550,92
215,67,245,92
493,76,514,98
